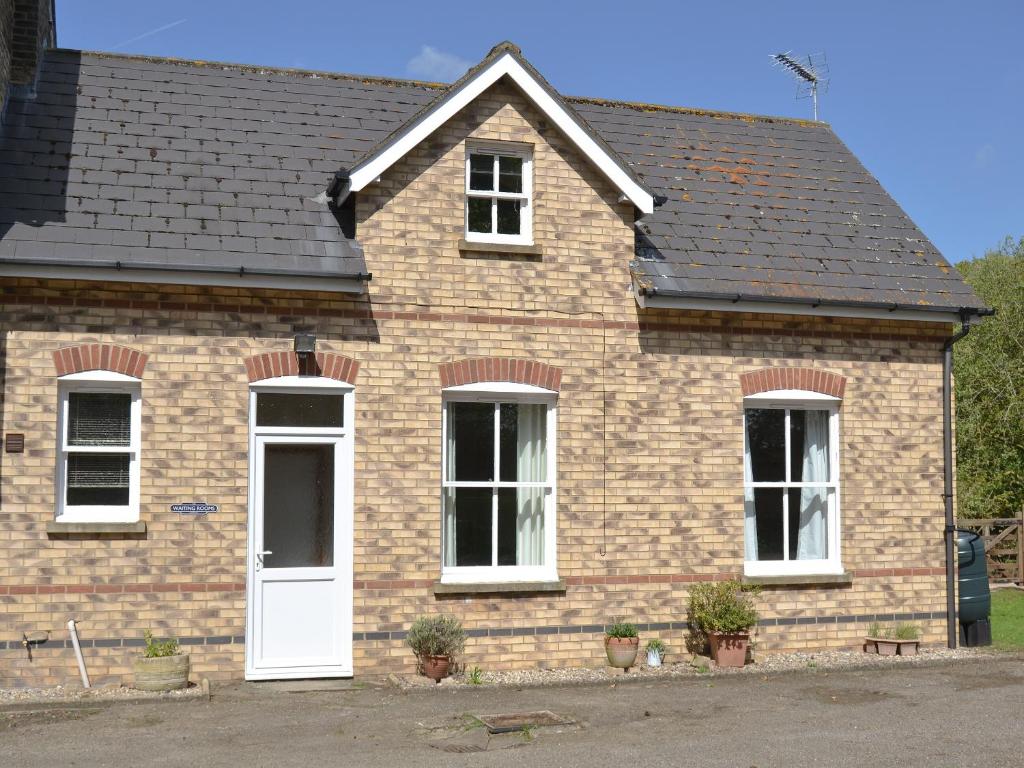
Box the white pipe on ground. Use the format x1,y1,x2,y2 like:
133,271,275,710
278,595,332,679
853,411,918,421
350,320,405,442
67,619,90,689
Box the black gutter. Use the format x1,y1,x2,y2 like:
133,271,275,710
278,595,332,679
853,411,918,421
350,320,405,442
640,285,996,318
942,310,982,648
0,258,372,283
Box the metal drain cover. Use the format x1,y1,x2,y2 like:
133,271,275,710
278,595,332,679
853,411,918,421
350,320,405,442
476,710,573,734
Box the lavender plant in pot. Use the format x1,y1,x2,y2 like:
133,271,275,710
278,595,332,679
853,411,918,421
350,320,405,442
688,581,760,668
406,615,466,682
604,621,640,670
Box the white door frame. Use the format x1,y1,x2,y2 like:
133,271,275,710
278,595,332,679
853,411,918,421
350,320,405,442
244,379,355,680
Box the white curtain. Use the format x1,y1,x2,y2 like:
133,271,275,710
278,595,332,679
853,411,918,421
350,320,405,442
796,410,830,560
516,404,546,566
743,417,758,561
443,408,457,567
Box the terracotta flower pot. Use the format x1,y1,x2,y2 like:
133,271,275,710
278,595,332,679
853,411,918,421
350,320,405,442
132,654,190,691
420,654,451,682
605,636,639,669
876,640,899,656
708,632,749,668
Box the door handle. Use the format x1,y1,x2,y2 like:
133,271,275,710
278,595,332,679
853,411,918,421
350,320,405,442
255,550,273,570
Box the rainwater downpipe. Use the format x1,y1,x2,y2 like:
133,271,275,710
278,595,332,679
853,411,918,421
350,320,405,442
942,311,975,649
67,619,90,689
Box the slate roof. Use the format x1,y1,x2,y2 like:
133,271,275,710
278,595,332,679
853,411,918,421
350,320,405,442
0,48,985,312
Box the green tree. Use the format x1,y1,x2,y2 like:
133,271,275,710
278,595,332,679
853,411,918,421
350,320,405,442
955,236,1024,519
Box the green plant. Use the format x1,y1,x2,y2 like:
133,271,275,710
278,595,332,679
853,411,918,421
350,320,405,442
645,638,666,655
405,615,466,658
868,622,920,640
687,581,759,635
467,666,484,685
892,623,920,640
605,621,638,639
142,629,180,658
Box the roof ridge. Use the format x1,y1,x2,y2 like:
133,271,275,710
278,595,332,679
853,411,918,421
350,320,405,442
57,47,827,129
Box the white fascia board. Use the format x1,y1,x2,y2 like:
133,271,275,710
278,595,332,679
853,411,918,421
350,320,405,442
347,53,654,214
0,263,366,294
635,291,960,324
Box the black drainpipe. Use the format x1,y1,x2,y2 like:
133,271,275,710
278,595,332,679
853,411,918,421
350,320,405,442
942,310,976,648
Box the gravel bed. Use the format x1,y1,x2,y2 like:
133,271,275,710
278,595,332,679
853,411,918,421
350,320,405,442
416,646,1001,689
0,683,204,706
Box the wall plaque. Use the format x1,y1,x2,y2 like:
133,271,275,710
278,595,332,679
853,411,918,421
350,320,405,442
170,502,218,515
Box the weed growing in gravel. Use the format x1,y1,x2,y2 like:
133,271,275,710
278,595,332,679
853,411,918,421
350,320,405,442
467,666,484,685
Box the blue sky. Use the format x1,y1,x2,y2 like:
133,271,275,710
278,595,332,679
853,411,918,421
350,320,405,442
56,0,1022,263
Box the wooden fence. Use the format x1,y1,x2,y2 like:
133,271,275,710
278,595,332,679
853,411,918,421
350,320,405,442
954,518,1024,584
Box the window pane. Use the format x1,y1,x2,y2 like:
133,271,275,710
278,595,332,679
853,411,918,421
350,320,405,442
746,408,785,482
498,486,545,567
753,487,784,560
469,153,494,191
496,198,521,235
450,487,492,566
499,403,546,482
791,409,830,483
256,393,344,428
467,197,492,233
66,453,130,506
498,155,523,193
449,402,494,481
262,444,334,568
789,487,829,560
68,392,131,447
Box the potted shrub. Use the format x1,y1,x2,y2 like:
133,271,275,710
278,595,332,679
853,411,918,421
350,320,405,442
645,638,666,668
406,615,466,682
688,581,759,668
604,621,640,670
865,622,920,656
132,630,189,691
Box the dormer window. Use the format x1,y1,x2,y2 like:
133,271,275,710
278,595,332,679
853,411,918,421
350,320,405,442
465,144,532,245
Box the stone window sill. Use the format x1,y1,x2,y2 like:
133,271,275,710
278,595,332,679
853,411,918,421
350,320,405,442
47,521,147,537
433,580,565,596
458,239,542,259
742,572,853,587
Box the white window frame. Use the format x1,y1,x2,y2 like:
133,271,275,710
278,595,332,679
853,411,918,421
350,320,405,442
743,391,843,577
55,371,142,523
464,143,533,246
441,382,557,584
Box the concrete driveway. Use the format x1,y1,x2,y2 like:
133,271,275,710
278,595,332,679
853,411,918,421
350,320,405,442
3,657,1023,767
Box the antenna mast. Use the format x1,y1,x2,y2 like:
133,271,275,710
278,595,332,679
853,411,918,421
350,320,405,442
772,52,829,121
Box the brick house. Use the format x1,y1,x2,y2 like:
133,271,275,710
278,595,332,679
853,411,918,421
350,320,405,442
0,5,990,686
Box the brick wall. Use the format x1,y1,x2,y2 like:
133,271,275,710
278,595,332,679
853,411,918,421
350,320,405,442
0,80,955,686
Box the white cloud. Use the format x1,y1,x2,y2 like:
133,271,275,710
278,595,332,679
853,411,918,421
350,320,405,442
406,45,472,82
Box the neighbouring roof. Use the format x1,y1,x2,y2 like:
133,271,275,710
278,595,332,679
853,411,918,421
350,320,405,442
0,47,986,313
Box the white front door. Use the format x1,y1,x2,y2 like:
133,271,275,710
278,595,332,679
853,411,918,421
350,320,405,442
245,386,353,680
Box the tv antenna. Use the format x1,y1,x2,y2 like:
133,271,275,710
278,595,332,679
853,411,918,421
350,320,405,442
772,51,829,121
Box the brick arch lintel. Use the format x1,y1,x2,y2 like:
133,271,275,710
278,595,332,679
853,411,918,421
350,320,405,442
440,357,562,392
740,367,846,398
53,344,147,378
245,351,359,384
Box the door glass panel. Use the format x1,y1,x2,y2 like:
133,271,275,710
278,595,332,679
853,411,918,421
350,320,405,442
262,444,334,568
256,393,344,428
